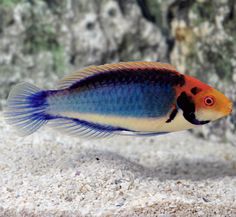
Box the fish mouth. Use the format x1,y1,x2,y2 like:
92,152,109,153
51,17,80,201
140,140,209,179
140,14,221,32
228,102,233,114
225,100,233,115
218,102,233,118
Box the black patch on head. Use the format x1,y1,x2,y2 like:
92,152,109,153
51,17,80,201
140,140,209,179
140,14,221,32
177,91,195,115
191,87,202,95
177,91,210,125
166,108,178,123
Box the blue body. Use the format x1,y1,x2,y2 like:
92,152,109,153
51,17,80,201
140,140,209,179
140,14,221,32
48,68,178,118
5,65,184,137
49,83,175,118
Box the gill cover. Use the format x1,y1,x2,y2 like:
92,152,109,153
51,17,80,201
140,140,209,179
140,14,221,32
177,92,210,125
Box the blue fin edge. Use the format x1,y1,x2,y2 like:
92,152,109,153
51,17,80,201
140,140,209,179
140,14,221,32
4,82,49,136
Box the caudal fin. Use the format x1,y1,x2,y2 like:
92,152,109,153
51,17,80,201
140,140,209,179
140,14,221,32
4,82,49,136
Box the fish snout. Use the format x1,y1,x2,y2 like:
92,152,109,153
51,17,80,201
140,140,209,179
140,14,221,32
228,102,233,114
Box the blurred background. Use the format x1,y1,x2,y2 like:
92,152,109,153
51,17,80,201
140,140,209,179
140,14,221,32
0,0,235,143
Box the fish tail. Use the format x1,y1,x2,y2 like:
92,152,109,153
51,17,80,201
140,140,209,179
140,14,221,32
4,82,50,136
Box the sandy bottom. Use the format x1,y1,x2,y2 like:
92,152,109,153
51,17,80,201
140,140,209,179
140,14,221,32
0,114,235,216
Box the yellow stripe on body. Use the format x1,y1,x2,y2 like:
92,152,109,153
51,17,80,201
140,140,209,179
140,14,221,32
61,111,197,133
61,112,167,132
158,111,196,132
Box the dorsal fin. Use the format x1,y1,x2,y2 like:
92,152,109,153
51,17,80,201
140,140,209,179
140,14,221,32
58,61,178,89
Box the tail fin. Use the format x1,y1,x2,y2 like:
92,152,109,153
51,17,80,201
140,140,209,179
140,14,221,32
4,82,49,136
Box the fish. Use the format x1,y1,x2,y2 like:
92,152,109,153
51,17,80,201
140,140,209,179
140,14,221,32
4,61,233,138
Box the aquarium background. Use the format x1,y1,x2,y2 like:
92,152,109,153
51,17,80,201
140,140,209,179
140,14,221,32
0,0,235,143
0,1,236,216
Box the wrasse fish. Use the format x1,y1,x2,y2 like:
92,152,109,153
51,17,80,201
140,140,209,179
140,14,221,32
4,62,232,138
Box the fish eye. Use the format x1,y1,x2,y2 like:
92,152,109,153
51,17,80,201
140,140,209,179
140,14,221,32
204,96,215,106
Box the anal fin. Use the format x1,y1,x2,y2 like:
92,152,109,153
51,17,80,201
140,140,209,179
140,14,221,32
48,117,126,139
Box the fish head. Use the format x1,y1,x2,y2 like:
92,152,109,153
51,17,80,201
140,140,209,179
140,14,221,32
193,87,232,122
176,75,232,125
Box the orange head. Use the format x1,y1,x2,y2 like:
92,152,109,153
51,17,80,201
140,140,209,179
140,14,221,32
176,75,232,125
193,87,232,121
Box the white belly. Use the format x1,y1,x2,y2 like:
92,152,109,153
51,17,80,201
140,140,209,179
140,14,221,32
61,110,196,133
158,110,196,132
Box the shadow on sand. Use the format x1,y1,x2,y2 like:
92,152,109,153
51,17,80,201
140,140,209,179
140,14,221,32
74,148,236,181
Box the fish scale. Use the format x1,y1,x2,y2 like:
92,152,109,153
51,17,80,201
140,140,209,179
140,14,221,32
48,82,175,117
